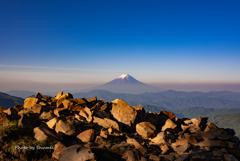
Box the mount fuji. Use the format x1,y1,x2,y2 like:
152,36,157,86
78,74,165,94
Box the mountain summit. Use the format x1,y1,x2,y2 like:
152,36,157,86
78,74,165,94
106,74,144,85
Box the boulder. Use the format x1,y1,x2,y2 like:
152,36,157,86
122,150,138,161
35,92,43,99
176,154,188,161
93,116,119,131
172,143,190,155
150,132,167,144
55,120,76,136
13,105,23,112
52,142,66,160
23,97,39,109
56,94,68,108
126,137,147,154
172,136,197,146
204,122,218,132
0,106,7,113
59,145,95,161
136,122,156,139
111,99,137,129
39,111,55,120
18,114,33,130
161,119,177,132
33,127,50,141
54,91,63,100
77,129,95,143
54,108,70,117
31,104,43,114
133,106,146,123
79,107,92,122
3,107,19,119
46,117,59,129
212,148,223,157
190,149,211,161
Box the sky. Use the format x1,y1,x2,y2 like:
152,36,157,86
0,0,240,93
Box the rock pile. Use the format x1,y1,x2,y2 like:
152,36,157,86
0,91,240,161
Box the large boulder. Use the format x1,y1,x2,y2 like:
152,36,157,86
136,122,156,139
93,116,120,131
55,119,76,136
59,145,95,161
111,99,137,130
23,98,39,109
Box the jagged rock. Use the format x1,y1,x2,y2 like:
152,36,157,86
79,107,92,122
160,144,169,154
31,104,43,114
100,128,108,138
56,94,68,108
100,103,109,111
59,145,95,161
87,97,97,108
223,154,238,161
161,119,177,132
54,91,63,100
172,136,197,146
3,107,19,119
23,97,39,109
46,117,59,129
172,143,190,155
55,120,76,136
54,108,70,117
176,154,188,161
210,157,224,161
194,140,236,149
210,128,233,141
133,106,146,122
35,92,43,99
18,114,33,130
0,112,8,124
204,122,218,132
94,111,110,119
93,116,119,131
77,129,95,142
150,132,167,144
33,127,50,141
91,100,104,111
126,137,147,154
52,142,66,160
39,111,55,120
13,105,24,112
38,123,63,141
136,122,156,139
111,99,137,130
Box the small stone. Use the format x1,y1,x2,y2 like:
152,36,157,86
77,129,95,143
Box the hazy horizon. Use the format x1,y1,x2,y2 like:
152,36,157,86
1,1,240,93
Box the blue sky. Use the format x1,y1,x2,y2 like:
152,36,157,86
0,0,240,92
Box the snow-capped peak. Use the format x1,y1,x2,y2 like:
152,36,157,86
118,74,129,79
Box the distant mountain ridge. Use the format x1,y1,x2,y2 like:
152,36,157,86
6,90,36,99
78,74,165,94
73,89,240,109
0,92,24,108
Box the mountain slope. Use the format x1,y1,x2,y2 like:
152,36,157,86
6,90,36,99
0,92,24,108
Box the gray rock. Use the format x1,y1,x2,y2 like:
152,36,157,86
59,145,95,161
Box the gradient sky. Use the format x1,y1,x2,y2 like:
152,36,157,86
0,0,240,92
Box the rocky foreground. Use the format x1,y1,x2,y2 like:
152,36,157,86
0,92,240,161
